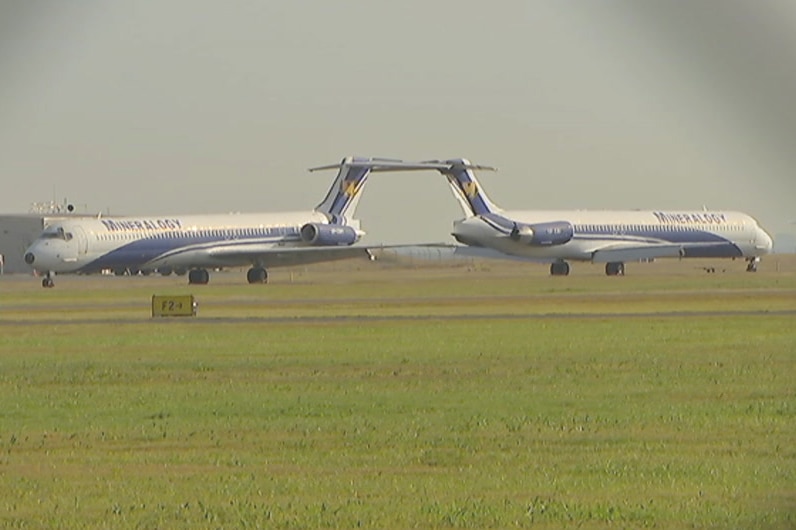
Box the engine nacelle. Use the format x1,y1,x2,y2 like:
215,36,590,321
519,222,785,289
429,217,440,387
510,221,574,246
300,223,359,246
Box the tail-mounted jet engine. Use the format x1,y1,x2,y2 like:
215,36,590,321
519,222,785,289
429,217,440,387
300,223,359,246
510,221,574,246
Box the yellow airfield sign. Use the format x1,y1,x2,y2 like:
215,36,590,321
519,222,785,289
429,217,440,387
151,295,197,317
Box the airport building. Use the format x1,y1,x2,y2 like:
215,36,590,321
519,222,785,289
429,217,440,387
0,214,50,274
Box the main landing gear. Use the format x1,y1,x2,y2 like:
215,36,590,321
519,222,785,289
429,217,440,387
186,266,269,285
548,261,626,276
246,267,268,284
550,262,570,276
746,257,760,272
188,269,210,285
604,261,625,276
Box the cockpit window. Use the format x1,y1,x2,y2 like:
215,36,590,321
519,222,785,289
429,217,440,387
40,226,70,240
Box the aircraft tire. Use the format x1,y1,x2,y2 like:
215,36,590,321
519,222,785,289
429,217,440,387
550,262,570,276
246,267,268,284
188,269,210,285
605,262,625,276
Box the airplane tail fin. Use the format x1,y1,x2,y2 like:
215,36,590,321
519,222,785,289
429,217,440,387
425,158,499,217
310,156,378,224
310,156,439,224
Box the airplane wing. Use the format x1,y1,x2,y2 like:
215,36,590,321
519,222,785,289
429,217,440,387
206,244,373,267
590,243,684,263
591,239,741,263
452,245,553,263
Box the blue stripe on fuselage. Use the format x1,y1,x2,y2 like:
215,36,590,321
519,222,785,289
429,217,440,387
78,227,300,272
476,216,743,257
479,213,515,233
573,224,742,257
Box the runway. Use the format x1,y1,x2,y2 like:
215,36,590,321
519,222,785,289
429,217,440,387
2,309,795,327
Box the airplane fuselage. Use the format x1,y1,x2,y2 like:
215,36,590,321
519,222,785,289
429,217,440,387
25,210,356,275
453,209,772,262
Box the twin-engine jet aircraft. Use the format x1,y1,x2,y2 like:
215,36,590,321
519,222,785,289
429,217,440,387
24,157,406,287
374,158,773,275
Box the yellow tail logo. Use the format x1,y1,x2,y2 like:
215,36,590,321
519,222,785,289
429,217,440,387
463,181,478,199
341,180,359,197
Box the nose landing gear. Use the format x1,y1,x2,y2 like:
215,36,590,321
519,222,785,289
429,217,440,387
41,272,55,288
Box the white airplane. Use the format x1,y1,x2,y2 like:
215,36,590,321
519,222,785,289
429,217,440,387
24,156,404,287
388,158,774,275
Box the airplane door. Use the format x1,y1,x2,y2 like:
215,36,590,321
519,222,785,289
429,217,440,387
73,226,89,255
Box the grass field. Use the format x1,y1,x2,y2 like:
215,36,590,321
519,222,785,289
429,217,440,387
1,257,794,528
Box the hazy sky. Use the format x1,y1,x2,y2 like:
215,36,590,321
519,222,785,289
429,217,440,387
2,1,794,244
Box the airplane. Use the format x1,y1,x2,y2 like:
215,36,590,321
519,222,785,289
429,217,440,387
24,156,406,287
379,158,774,276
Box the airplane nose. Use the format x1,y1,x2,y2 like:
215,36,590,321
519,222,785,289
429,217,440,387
758,227,774,253
24,252,35,265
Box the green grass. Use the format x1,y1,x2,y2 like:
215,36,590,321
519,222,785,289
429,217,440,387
0,263,794,528
2,259,796,321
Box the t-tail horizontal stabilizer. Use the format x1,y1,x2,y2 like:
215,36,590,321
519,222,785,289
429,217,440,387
309,157,458,224
311,156,501,219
